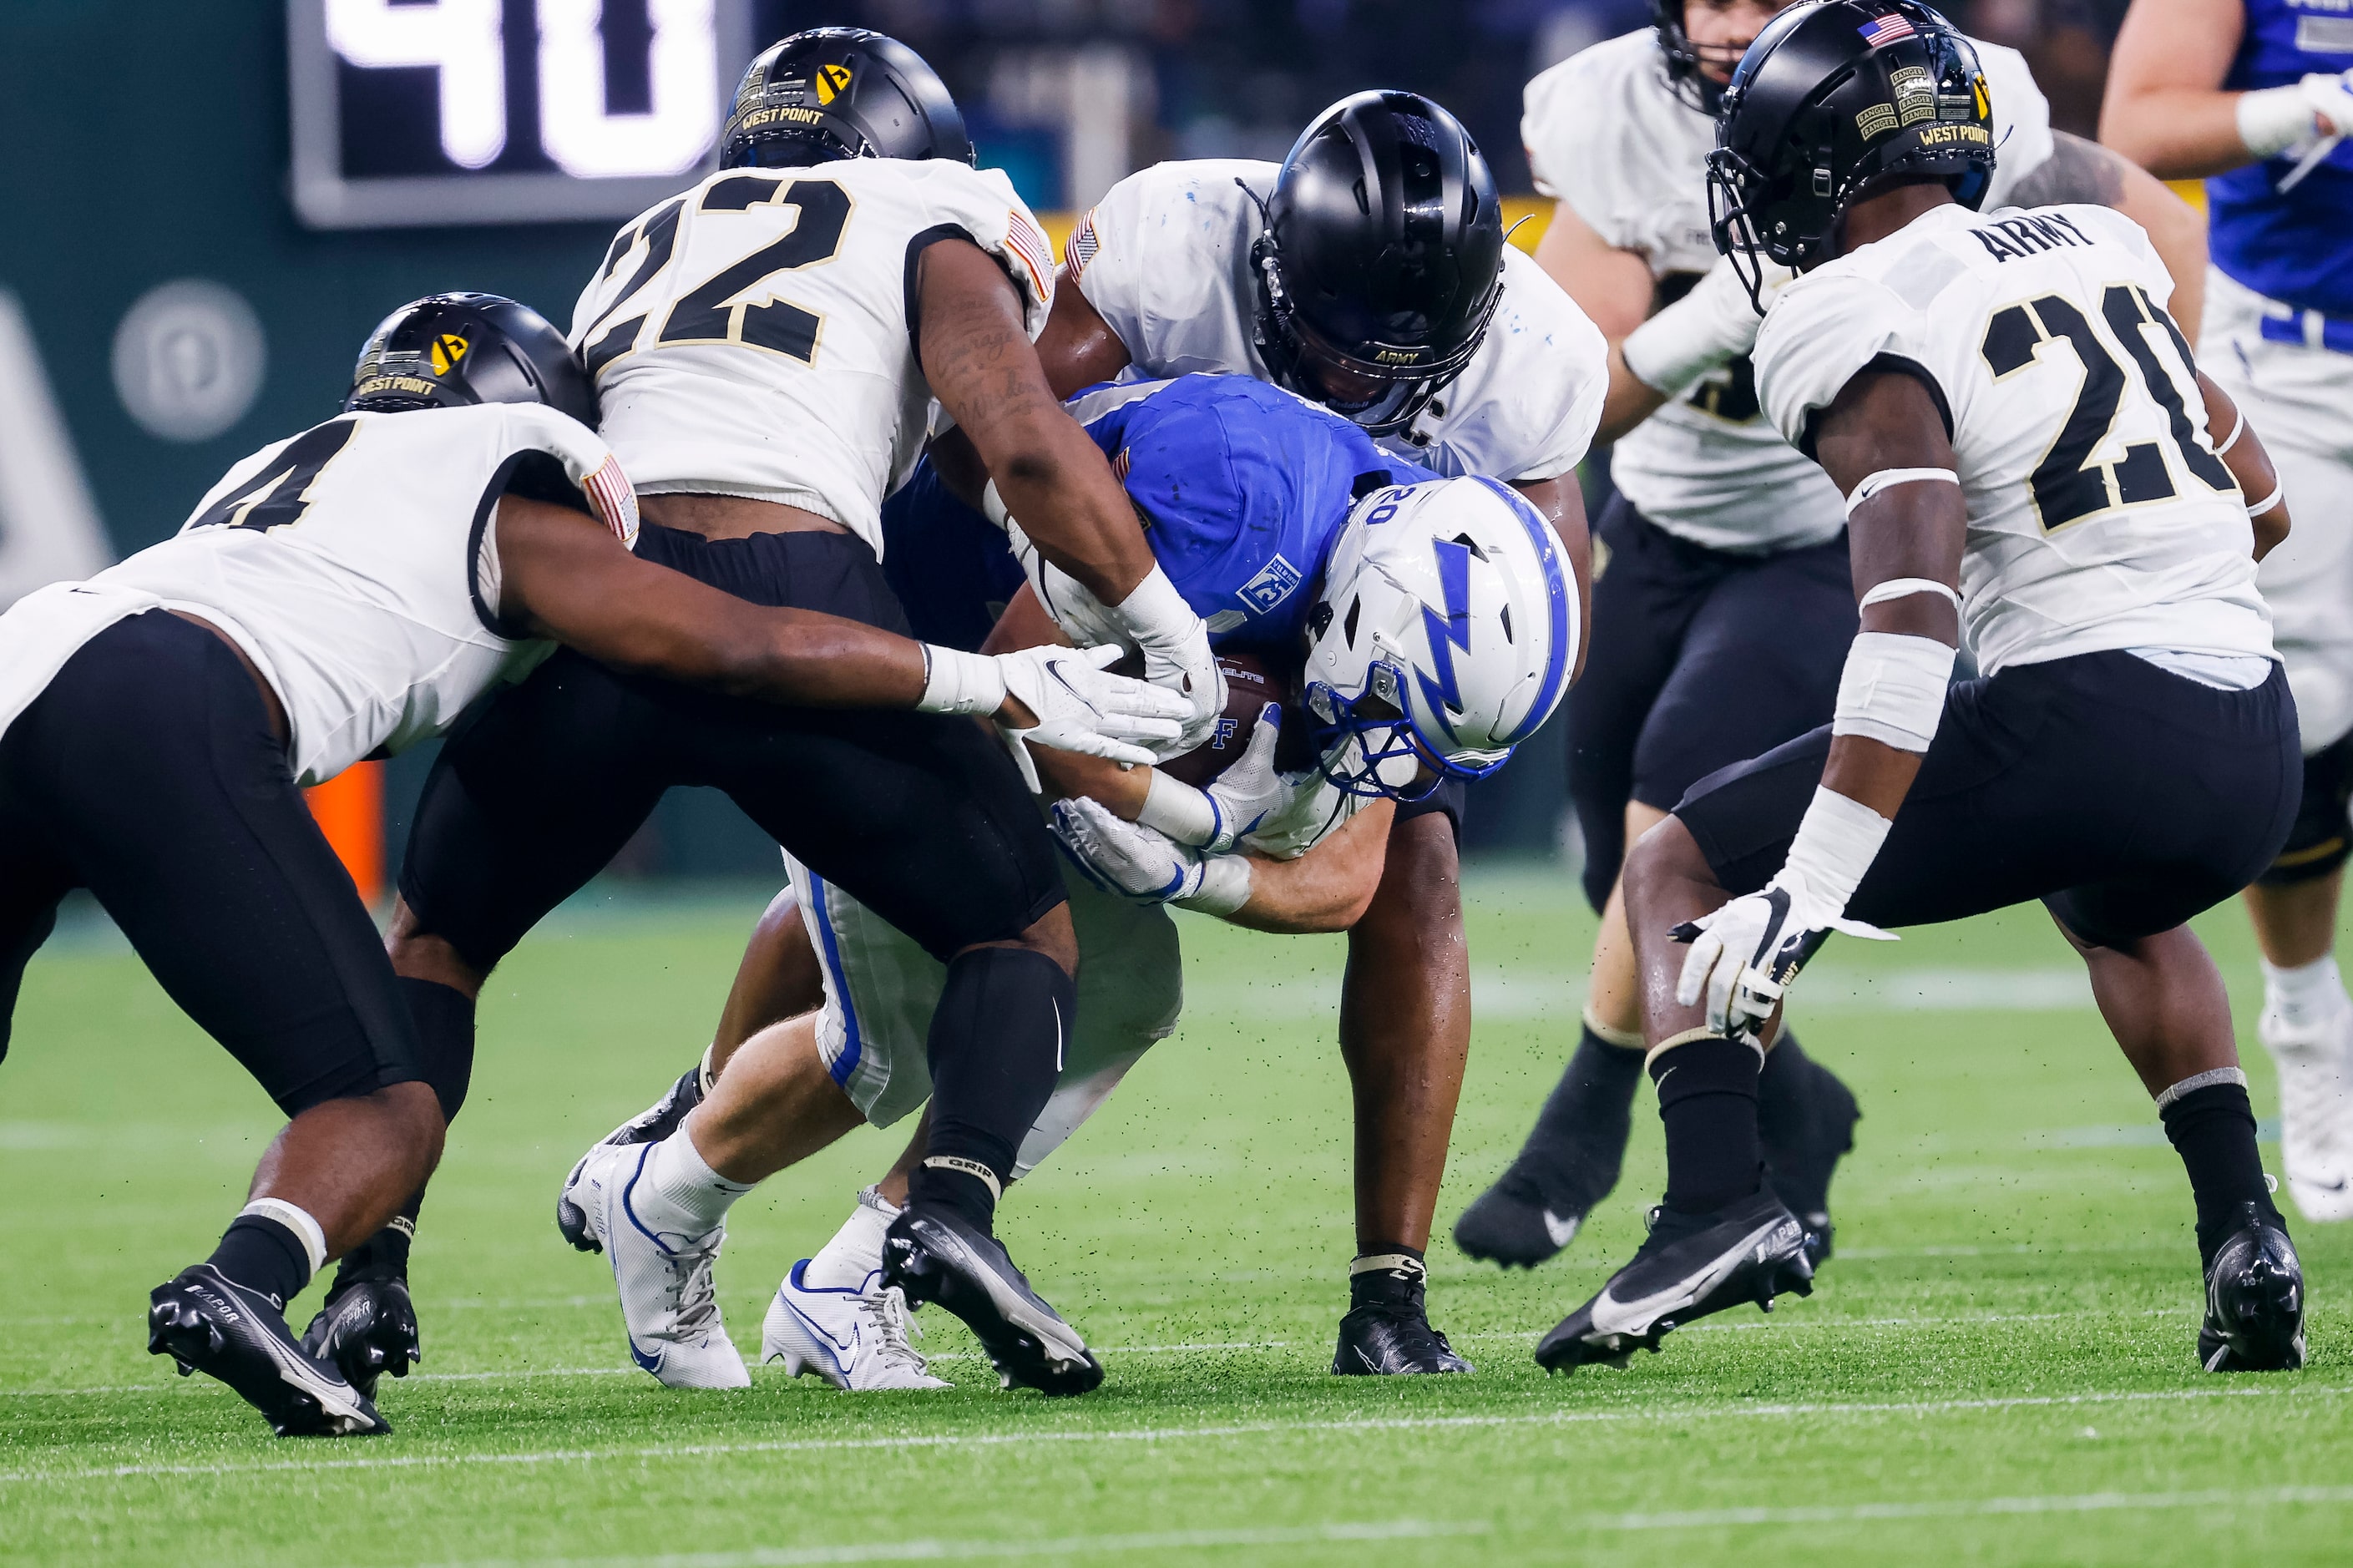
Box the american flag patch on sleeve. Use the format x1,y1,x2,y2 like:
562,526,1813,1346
1857,13,1916,45
1066,210,1101,279
1004,210,1054,304
581,454,639,549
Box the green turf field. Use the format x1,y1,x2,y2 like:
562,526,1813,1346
2,867,2348,1565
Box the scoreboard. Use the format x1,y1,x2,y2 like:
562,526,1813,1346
287,0,753,229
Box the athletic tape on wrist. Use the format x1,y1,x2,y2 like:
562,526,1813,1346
1112,564,1195,648
240,1198,328,1277
1858,576,1962,612
1647,1027,1764,1069
915,645,1006,716
2154,1065,2248,1110
1138,770,1220,847
1844,468,1961,517
921,1154,1003,1202
1173,853,1252,917
2238,82,2320,159
1620,282,1746,397
2247,483,2285,518
1780,787,1895,917
1832,631,1956,752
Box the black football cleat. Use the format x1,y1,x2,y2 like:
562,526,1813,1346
149,1264,389,1436
301,1275,421,1400
558,1063,706,1252
2199,1203,2306,1373
880,1206,1102,1396
1534,1189,1814,1373
1454,1168,1598,1272
1759,1050,1860,1267
1333,1261,1472,1375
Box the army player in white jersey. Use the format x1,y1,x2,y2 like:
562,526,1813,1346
1536,1,2309,1378
1460,0,2211,1272
0,292,1171,1438
367,31,1208,1399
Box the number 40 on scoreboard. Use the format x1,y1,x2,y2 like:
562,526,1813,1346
287,0,753,230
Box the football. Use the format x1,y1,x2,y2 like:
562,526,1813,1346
1160,649,1297,787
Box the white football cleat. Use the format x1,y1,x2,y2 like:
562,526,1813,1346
574,1142,751,1388
2260,1002,2353,1223
762,1260,951,1391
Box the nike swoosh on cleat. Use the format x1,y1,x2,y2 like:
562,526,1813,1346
782,1295,859,1368
628,1339,664,1375
1587,1218,1789,1338
1542,1211,1581,1249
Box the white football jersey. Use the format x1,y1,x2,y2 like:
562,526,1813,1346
84,403,633,786
1521,30,2054,552
575,159,1055,556
1754,203,2274,673
1065,159,1607,483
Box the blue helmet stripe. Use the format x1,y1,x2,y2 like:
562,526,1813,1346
1470,474,1572,745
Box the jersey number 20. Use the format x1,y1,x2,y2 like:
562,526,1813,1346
1980,284,2235,532
584,175,853,377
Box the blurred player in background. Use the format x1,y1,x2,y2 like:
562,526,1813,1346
615,89,1609,1373
1540,0,2305,1378
564,373,1581,1389
350,30,1204,1401
2103,0,2353,1224
1460,0,2209,1272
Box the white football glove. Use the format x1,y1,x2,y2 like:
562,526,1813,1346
1049,797,1252,915
1620,250,1795,397
2303,68,2353,139
918,643,1190,793
1672,880,1894,1040
1104,567,1226,755
1136,703,1293,853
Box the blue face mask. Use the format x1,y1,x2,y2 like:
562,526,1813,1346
1303,660,1511,802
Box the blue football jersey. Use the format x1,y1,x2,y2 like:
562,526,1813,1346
881,375,1439,654
2209,0,2353,316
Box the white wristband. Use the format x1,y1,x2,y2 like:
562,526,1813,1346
1845,468,1960,517
980,479,1011,529
1138,770,1220,847
1831,631,1955,752
2248,483,2285,518
2239,83,2321,159
914,645,1006,717
1174,854,1252,917
1111,564,1197,650
1779,787,1893,915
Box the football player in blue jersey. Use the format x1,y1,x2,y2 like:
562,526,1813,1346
556,374,1589,1387
2105,0,2353,1223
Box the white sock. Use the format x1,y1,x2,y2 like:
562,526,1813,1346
635,1126,755,1236
2261,954,2349,1035
802,1186,898,1291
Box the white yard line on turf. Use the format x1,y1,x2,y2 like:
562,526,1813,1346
1595,1484,2353,1531
425,1519,1488,1567
0,1312,2196,1395
4,1382,2344,1485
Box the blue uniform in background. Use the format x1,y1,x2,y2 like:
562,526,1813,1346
2209,0,2353,322
2203,0,2353,880
882,375,1437,655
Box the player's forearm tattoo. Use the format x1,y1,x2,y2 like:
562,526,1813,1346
2009,130,2128,210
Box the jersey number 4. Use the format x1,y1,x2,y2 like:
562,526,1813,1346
583,175,852,377
187,419,362,533
1980,284,2234,532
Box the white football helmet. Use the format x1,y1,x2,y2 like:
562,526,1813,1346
1302,475,1578,800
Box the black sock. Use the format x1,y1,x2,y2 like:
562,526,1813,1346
2160,1080,2286,1269
209,1214,311,1309
918,946,1074,1227
1511,1024,1645,1202
398,976,476,1123
1349,1244,1427,1310
329,1192,420,1296
1652,1037,1763,1216
1756,1031,1855,1217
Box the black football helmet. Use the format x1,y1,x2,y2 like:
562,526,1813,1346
346,293,595,426
721,28,972,170
1247,92,1505,438
1707,0,1996,304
